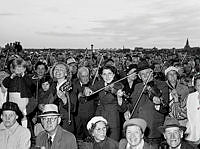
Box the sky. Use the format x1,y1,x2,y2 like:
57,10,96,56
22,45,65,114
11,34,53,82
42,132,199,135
1,0,200,49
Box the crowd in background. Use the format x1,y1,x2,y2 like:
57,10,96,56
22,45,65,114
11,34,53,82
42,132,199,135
0,43,200,149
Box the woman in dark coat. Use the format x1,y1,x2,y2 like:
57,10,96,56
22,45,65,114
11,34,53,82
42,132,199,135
84,65,123,141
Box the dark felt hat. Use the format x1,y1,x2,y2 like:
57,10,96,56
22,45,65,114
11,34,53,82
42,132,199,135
158,117,186,133
1,102,23,118
137,59,153,72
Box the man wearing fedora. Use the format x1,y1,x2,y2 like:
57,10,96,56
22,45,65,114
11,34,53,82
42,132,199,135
0,101,31,149
119,118,150,149
120,59,169,149
158,117,194,149
36,104,77,149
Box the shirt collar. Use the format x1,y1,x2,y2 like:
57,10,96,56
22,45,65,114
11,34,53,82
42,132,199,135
126,139,144,149
0,121,19,134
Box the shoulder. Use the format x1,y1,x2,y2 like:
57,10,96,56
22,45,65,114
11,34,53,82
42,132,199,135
37,130,47,140
155,80,167,86
181,141,194,149
188,91,198,99
16,125,31,137
107,137,119,146
60,127,76,140
143,141,151,149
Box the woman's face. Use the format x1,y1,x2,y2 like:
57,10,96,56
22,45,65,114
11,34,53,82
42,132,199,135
101,69,115,84
53,64,67,79
126,125,143,147
92,121,107,142
167,70,178,83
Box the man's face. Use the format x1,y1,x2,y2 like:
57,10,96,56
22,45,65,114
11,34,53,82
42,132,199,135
1,110,18,129
41,116,60,134
139,68,153,83
79,71,89,85
126,125,143,147
164,127,183,148
36,65,46,77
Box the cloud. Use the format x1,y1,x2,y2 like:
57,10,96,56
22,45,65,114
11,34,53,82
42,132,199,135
0,13,17,16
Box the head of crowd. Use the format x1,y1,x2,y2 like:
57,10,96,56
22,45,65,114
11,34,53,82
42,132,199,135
0,43,200,149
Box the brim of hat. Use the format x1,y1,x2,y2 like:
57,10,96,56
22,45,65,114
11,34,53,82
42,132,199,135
138,66,153,72
158,124,186,133
38,113,60,117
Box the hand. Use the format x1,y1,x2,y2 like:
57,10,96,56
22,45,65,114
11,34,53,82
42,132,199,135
83,87,93,96
152,96,161,105
171,89,179,102
124,111,131,121
10,73,17,79
38,104,45,111
117,89,124,97
78,92,84,99
57,90,67,104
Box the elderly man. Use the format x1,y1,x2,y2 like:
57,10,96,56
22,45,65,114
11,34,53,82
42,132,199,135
120,59,169,148
165,66,189,127
73,66,96,141
0,102,31,149
36,104,77,149
158,117,194,149
119,118,150,149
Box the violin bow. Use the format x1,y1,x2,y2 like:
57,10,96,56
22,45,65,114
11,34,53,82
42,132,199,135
92,54,104,85
3,49,10,70
89,70,138,96
180,52,187,65
130,70,153,118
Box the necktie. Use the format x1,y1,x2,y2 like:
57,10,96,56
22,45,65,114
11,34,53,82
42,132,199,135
48,136,52,149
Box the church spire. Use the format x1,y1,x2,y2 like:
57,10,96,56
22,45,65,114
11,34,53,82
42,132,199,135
184,38,190,49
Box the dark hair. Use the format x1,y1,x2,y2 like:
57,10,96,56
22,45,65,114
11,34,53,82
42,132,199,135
35,61,48,71
40,76,52,85
99,65,117,75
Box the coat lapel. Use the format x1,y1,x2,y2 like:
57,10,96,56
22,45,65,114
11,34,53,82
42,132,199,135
51,126,62,149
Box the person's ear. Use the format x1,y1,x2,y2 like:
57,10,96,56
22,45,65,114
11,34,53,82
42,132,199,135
163,133,167,140
180,130,184,138
58,117,61,124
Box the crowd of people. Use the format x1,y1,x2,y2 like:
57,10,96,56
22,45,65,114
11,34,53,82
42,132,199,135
0,46,200,149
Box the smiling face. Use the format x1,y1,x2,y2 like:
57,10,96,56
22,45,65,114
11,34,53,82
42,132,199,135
101,69,115,84
126,125,143,147
167,70,178,84
164,127,183,148
53,64,67,79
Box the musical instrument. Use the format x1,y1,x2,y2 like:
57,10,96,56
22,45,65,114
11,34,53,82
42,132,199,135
59,80,72,125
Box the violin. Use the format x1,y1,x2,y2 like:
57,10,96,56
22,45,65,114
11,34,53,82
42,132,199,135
59,80,72,92
145,82,162,99
104,82,130,99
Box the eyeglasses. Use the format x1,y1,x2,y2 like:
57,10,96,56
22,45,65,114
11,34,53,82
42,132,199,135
41,116,58,122
94,127,107,132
